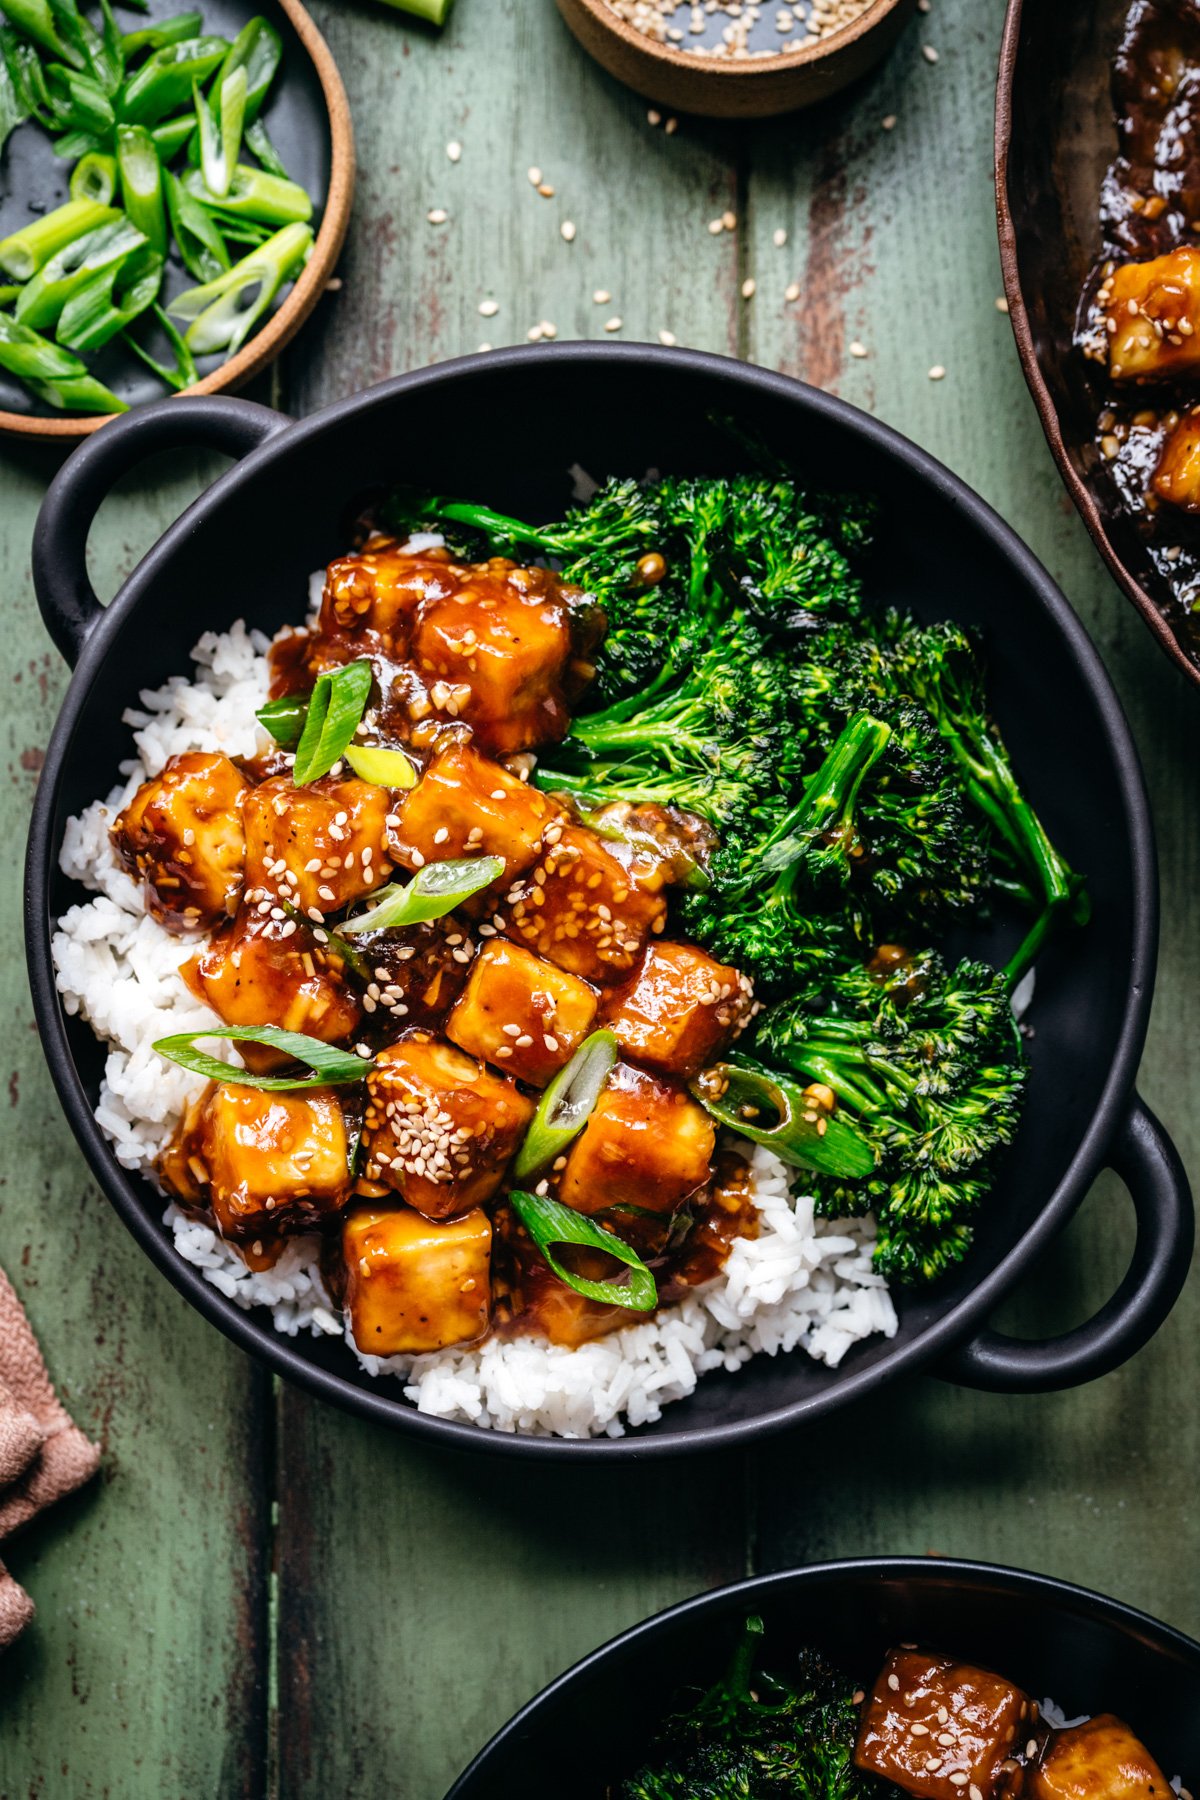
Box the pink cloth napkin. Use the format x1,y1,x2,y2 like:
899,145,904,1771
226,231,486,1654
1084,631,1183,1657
0,1267,100,1650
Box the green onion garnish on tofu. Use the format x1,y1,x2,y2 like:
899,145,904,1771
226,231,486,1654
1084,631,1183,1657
513,1030,617,1180
342,856,504,935
255,690,307,748
153,1024,372,1090
689,1057,876,1180
290,657,373,785
343,744,417,789
508,1189,657,1313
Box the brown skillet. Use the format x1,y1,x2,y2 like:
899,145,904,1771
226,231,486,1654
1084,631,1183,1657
996,0,1200,686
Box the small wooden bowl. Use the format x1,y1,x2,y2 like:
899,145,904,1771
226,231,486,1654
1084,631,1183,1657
554,0,917,119
0,0,354,442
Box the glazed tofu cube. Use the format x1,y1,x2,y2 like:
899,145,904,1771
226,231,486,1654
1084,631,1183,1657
499,824,668,985
341,1204,492,1354
602,942,754,1077
1031,1716,1172,1800
410,559,574,753
184,912,360,1069
112,751,250,931
1106,247,1200,383
161,1083,351,1245
446,939,598,1085
855,1649,1032,1800
362,1032,534,1219
319,541,457,648
352,916,476,1029
558,1061,714,1216
387,739,561,882
1152,408,1200,512
243,774,393,916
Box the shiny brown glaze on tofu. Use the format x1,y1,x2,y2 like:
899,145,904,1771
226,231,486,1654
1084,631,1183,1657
320,539,456,646
407,557,580,754
362,1032,534,1219
160,1082,351,1246
497,823,669,985
243,774,394,917
1152,406,1200,511
855,1648,1032,1800
602,941,755,1077
183,910,361,1070
1030,1718,1174,1800
386,738,561,882
350,916,476,1031
558,1061,715,1216
445,939,599,1086
112,751,251,932
1105,246,1200,382
340,1204,492,1354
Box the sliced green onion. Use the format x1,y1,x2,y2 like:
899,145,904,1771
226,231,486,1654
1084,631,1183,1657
192,58,244,197
507,1189,657,1313
0,0,73,64
342,856,504,935
164,166,228,281
57,248,161,351
51,125,102,159
290,657,373,785
182,161,310,223
154,1024,371,1091
216,214,270,247
0,283,18,304
0,196,116,280
5,32,54,126
150,108,193,157
276,898,369,980
119,33,227,124
121,11,201,61
0,34,29,150
210,15,279,123
256,690,307,747
44,64,114,135
24,370,126,412
244,114,286,178
69,149,117,203
343,744,417,789
689,1059,876,1180
513,1030,618,1180
92,0,125,95
16,214,145,329
0,309,86,379
169,220,311,354
377,0,456,22
122,300,197,390
116,122,165,255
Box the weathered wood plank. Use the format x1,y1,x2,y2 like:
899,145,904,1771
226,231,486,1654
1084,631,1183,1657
0,447,271,1800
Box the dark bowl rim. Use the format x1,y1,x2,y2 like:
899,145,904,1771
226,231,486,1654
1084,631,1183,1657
447,1552,1200,1797
994,0,1200,689
24,340,1160,1459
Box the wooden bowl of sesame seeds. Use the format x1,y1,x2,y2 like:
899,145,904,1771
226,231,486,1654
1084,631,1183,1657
555,0,917,118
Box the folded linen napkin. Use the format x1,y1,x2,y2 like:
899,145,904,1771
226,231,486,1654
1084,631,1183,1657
0,1266,100,1650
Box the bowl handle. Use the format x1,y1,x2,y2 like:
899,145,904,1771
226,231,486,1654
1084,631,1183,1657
32,395,291,667
939,1095,1193,1393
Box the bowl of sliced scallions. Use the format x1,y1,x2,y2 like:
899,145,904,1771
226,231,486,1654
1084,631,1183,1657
0,0,352,435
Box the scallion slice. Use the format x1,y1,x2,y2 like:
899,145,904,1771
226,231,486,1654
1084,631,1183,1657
69,148,116,203
116,123,166,256
164,166,229,281
0,310,86,379
122,300,197,390
342,856,503,934
56,248,162,352
119,33,228,125
121,12,202,62
377,0,456,23
182,161,310,223
168,220,312,354
513,1029,617,1180
507,1190,657,1313
0,0,73,65
154,1024,371,1091
291,657,373,784
689,1058,876,1180
210,15,280,124
192,58,244,197
15,214,145,329
0,195,116,280
256,690,307,747
243,115,287,178
343,743,417,789
24,369,126,412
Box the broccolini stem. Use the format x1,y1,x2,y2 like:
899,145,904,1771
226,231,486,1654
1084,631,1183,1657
758,710,892,881
1003,902,1060,992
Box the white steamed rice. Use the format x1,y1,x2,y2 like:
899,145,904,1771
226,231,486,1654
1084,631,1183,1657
50,617,898,1438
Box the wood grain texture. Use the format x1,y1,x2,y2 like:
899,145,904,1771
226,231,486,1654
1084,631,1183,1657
0,0,1194,1795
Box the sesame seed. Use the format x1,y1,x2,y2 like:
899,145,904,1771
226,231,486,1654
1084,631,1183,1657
773,227,787,247
949,1777,969,1789
722,209,736,230
850,340,868,357
708,218,724,236
969,1787,983,1800
537,182,554,198
647,108,661,125
928,364,946,380
741,277,756,299
664,117,677,134
911,1725,929,1738
658,329,677,346
561,220,576,242
996,295,1009,313
478,298,499,318
427,207,448,225
527,165,542,185
887,1674,900,1692
922,42,939,61
882,113,897,129
527,324,544,342
592,288,611,304
544,1034,559,1052
604,316,623,333
785,281,801,302
410,849,425,867
447,139,462,162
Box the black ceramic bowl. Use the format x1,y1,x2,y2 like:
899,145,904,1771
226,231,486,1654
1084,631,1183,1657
24,345,1195,1458
446,1557,1200,1797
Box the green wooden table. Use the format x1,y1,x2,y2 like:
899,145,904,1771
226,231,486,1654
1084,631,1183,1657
0,2,1197,1793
